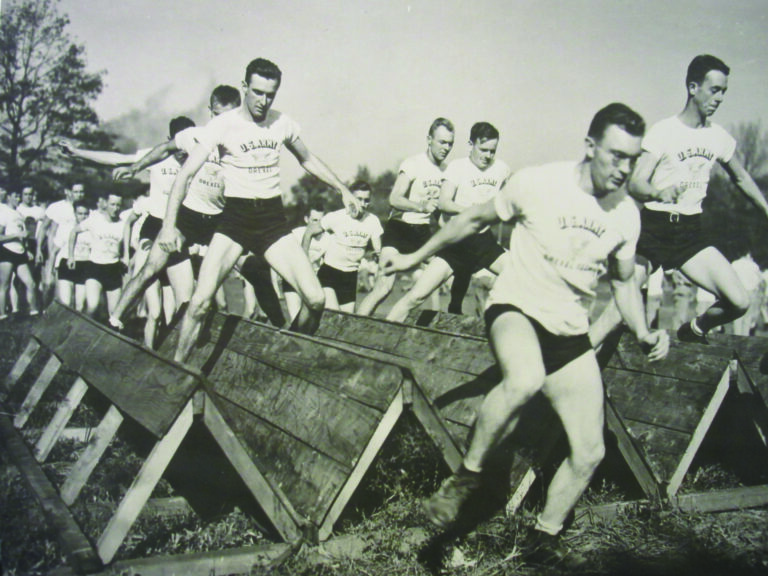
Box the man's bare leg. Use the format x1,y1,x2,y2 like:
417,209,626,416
174,233,243,363
386,257,453,323
265,234,325,334
357,247,399,316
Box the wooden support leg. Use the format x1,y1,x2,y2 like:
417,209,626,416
14,355,61,429
96,401,194,564
60,405,124,506
319,388,404,541
204,397,304,543
410,379,463,471
2,339,41,396
35,377,88,462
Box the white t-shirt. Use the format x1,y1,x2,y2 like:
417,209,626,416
45,199,76,250
487,161,640,336
392,153,446,226
142,151,182,219
441,157,511,230
197,107,301,200
0,203,26,254
321,210,383,272
291,225,328,271
174,127,225,215
642,116,737,215
80,212,124,264
17,203,45,222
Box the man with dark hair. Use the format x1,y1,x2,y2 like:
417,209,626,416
592,55,768,346
311,181,382,312
357,117,455,316
386,121,509,322
0,190,39,319
158,58,360,362
382,103,668,564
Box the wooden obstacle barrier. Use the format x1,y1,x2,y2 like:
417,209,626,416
0,304,418,572
406,308,487,338
601,331,764,501
0,302,202,570
315,309,562,514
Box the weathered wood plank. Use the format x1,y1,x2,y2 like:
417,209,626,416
212,395,349,522
213,318,403,412
204,397,303,541
14,354,61,429
604,400,661,499
604,369,718,434
710,333,768,406
97,400,194,564
207,349,381,468
410,365,496,427
398,326,493,374
319,388,404,540
667,367,731,497
34,377,88,462
317,311,407,353
0,413,102,573
408,309,487,338
621,419,691,486
410,381,464,470
674,484,768,513
60,405,123,506
2,338,41,396
609,332,733,382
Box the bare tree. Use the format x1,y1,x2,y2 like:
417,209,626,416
0,0,105,193
731,120,768,177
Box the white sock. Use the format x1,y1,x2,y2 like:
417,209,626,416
535,515,563,536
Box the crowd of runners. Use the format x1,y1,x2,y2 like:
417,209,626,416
1,53,766,566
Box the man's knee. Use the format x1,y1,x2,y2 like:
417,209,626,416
571,438,605,476
498,371,544,406
187,291,213,320
302,284,325,312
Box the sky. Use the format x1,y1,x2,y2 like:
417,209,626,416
54,0,768,187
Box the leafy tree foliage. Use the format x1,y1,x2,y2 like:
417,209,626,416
0,0,107,198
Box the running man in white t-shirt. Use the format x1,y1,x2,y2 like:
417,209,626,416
156,58,361,363
382,103,669,565
68,191,127,318
0,190,39,319
314,181,383,313
35,183,86,307
592,55,768,347
357,118,454,316
386,122,510,322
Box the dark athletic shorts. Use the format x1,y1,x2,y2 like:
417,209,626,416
484,303,592,375
57,259,90,284
138,214,190,268
87,262,124,292
636,209,711,271
0,245,28,267
381,219,432,254
216,197,292,257
317,263,357,305
176,205,219,247
438,229,505,274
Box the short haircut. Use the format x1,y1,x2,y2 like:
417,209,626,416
429,117,455,137
244,58,282,85
98,189,121,201
686,54,730,86
349,180,372,194
469,122,499,144
587,103,645,140
211,85,241,108
72,200,88,212
169,116,195,138
308,196,326,213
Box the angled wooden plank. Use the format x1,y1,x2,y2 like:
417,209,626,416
621,419,691,487
204,397,304,542
60,405,124,506
316,311,406,353
604,369,718,434
412,365,497,427
97,400,194,564
14,355,61,429
219,319,404,412
710,333,768,406
211,395,350,522
667,366,732,497
34,377,88,462
674,485,768,513
604,399,661,499
410,379,463,470
409,309,487,338
207,349,382,467
611,333,733,382
2,339,41,395
319,388,405,541
398,326,493,374
0,413,102,573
